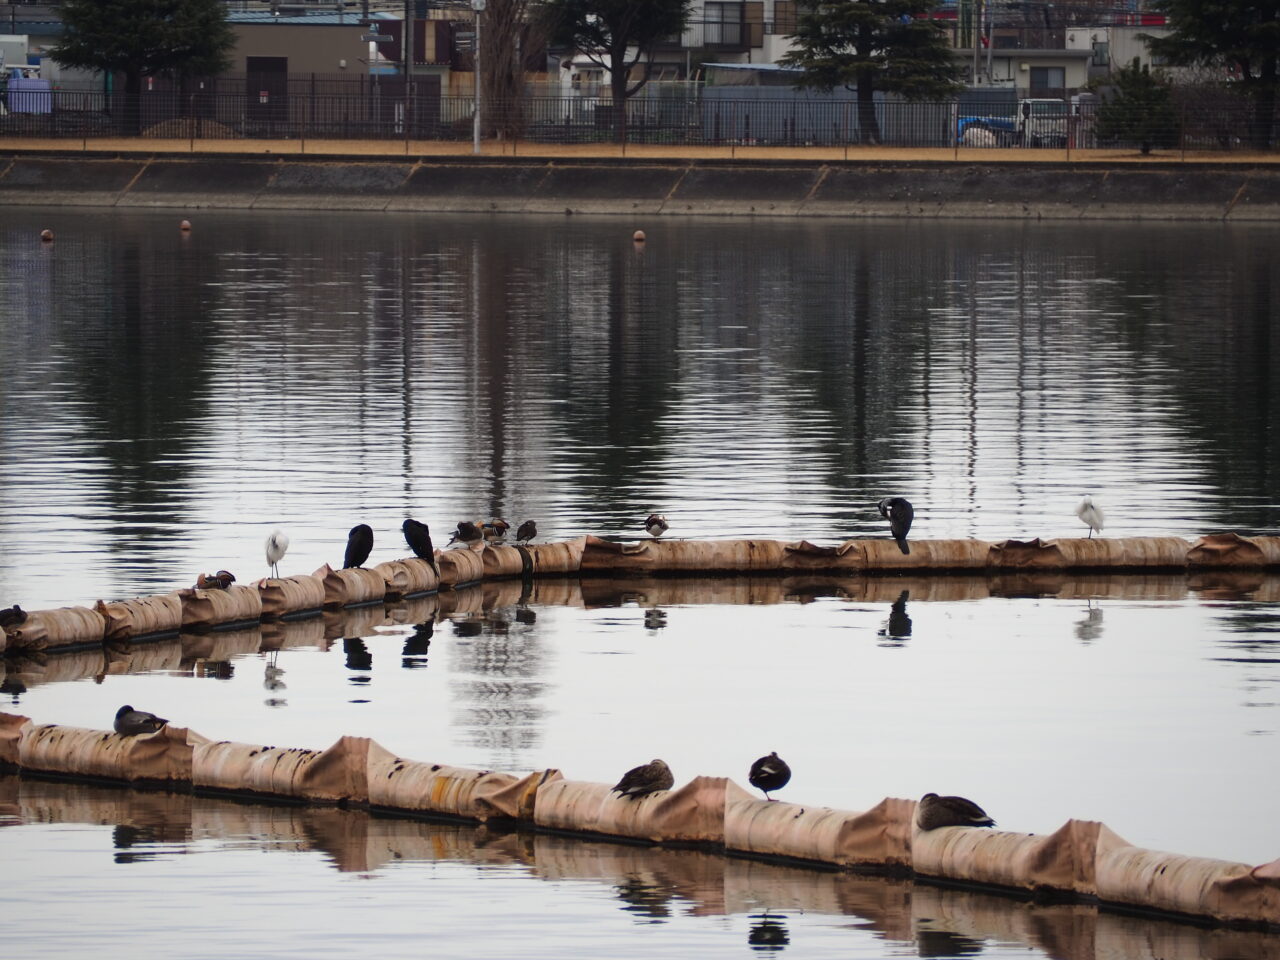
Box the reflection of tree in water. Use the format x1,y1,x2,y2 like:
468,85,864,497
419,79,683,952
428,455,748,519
449,610,548,767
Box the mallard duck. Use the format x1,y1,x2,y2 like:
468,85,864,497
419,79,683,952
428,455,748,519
402,518,438,573
748,751,792,801
343,524,374,569
877,497,914,555
265,530,289,579
515,519,537,544
645,514,669,539
1076,495,1104,538
448,520,484,546
916,792,996,830
114,705,168,736
0,604,27,628
611,758,674,799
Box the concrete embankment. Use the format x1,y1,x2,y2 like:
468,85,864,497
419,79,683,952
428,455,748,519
3,150,1280,220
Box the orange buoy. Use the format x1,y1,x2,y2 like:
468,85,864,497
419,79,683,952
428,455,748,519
39,229,53,242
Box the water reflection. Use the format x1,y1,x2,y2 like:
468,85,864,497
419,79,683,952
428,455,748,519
4,775,1277,960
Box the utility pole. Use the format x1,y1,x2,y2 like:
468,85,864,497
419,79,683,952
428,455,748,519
471,0,484,154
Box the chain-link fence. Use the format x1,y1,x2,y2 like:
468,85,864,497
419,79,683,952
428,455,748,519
1,78,1275,152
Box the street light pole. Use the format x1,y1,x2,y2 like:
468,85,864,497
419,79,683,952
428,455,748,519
472,0,485,155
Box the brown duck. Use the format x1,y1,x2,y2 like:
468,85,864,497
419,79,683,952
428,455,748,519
114,705,169,736
916,792,996,830
611,759,674,799
748,751,792,801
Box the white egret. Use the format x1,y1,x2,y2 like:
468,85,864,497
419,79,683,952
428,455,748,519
1076,496,1105,538
265,529,289,578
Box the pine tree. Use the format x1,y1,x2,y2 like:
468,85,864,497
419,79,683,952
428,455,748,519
779,0,962,144
52,0,235,133
1094,58,1179,154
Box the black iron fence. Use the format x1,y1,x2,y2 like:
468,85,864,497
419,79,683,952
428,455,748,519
1,83,1276,152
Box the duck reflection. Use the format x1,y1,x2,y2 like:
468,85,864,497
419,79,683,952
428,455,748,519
914,929,985,957
748,912,790,951
644,607,667,630
614,873,677,920
878,590,912,645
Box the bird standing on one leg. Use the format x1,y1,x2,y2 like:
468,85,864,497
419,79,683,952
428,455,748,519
265,529,289,579
916,792,996,830
402,518,438,574
515,519,537,544
1076,495,1104,538
611,759,674,799
344,524,374,569
878,497,914,555
748,751,792,801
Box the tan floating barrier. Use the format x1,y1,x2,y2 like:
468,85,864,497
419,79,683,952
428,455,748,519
371,557,439,599
316,564,386,608
180,626,263,666
724,796,915,869
582,536,790,574
911,818,1102,894
1095,826,1280,927
10,717,203,783
3,605,106,651
322,603,389,641
1188,533,1280,568
524,536,586,575
257,574,326,619
482,544,528,579
179,583,263,628
366,743,559,821
95,593,183,640
261,615,328,651
437,545,486,587
990,537,1193,569
534,776,748,844
193,734,370,802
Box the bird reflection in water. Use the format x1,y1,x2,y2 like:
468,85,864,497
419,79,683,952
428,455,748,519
913,928,985,957
644,608,667,631
401,620,433,669
1075,599,1104,643
343,637,372,673
263,649,286,708
197,661,234,680
878,590,913,645
748,912,791,951
613,873,676,921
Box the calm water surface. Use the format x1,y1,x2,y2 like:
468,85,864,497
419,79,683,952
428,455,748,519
2,209,1280,956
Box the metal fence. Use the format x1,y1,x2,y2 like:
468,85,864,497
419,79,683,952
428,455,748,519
0,83,1276,152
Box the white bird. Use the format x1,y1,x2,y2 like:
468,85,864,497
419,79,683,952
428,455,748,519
265,529,289,578
1076,496,1104,538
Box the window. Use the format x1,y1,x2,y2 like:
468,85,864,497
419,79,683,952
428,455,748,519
705,2,743,45
1091,41,1109,67
1029,66,1065,91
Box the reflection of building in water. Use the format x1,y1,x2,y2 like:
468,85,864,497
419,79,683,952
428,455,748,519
448,611,550,767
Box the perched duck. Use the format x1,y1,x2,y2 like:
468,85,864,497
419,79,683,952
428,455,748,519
482,518,510,541
402,518,438,573
748,751,792,801
916,792,996,831
878,497,914,555
265,529,289,579
448,520,484,546
196,570,236,590
0,604,27,628
515,519,537,544
114,705,168,736
645,514,669,539
1076,495,1104,539
612,758,674,799
344,523,374,569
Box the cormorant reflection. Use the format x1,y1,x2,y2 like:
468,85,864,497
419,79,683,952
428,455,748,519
748,912,790,951
914,928,985,957
343,637,372,671
401,620,433,668
878,590,912,644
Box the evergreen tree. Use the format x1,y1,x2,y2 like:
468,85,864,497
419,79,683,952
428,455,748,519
536,0,693,140
1094,58,1179,154
1145,0,1279,148
52,0,235,133
779,0,962,144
